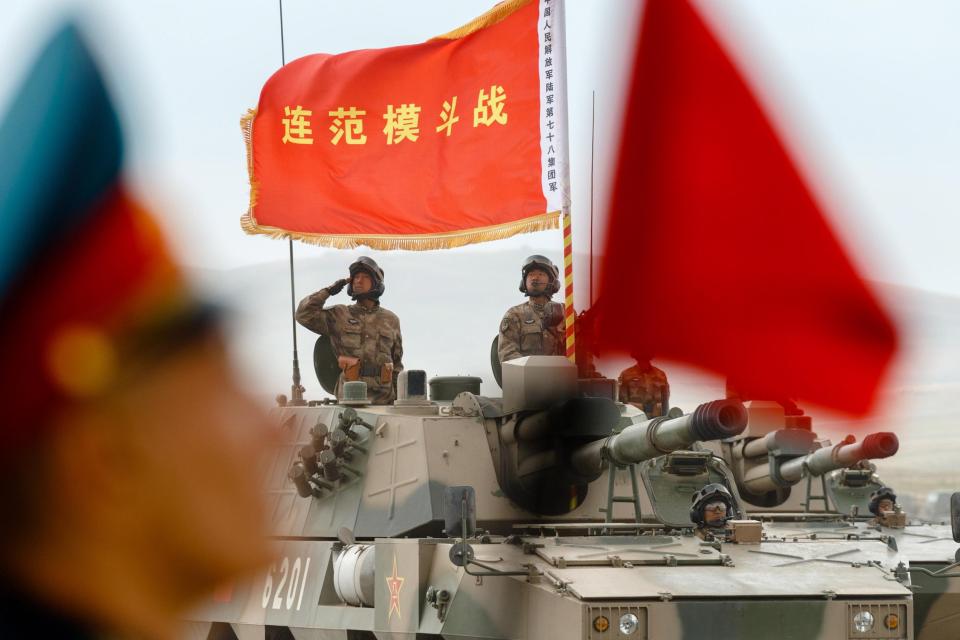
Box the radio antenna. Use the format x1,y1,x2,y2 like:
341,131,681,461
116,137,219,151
279,0,305,406
589,90,596,306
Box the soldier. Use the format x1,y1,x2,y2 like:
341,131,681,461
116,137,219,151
690,483,736,536
869,487,897,516
498,255,565,364
296,257,403,404
618,354,670,417
868,486,904,527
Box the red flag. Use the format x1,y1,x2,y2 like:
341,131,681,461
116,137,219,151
595,0,897,414
242,0,570,250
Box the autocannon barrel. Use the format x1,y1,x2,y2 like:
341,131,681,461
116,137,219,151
571,399,748,477
741,432,899,494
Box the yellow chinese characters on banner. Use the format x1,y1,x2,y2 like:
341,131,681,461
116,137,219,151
474,85,508,126
281,105,313,145
382,104,421,145
328,107,367,145
435,97,459,136
281,85,508,147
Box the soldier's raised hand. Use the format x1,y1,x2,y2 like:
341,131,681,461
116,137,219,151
326,278,350,295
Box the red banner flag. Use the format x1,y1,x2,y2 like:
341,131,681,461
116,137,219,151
595,0,897,414
241,0,569,250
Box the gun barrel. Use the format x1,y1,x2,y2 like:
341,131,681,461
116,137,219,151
742,432,899,493
781,432,899,480
571,399,747,477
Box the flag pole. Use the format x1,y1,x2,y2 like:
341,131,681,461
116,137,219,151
552,0,575,363
563,212,575,363
589,89,596,307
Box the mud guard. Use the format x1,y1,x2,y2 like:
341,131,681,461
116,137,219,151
490,335,502,389
312,335,341,395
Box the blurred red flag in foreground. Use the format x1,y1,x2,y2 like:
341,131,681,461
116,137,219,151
595,0,897,415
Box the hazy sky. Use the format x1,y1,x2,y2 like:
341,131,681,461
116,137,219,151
3,1,959,297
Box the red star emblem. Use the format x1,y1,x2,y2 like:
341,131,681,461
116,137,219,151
386,554,405,621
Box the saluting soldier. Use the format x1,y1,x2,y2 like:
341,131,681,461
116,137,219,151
618,354,670,417
498,255,565,364
296,257,403,404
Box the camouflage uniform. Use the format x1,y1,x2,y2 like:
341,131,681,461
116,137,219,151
498,300,564,363
618,362,670,416
296,289,403,404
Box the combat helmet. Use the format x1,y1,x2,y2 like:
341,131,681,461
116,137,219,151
518,254,560,297
347,256,385,300
690,483,735,528
868,486,897,516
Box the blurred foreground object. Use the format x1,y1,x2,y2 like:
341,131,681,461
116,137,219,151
0,23,274,639
595,0,897,414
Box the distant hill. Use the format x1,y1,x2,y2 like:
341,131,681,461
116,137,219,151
190,249,960,500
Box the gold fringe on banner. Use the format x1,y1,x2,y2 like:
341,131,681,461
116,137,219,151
241,211,561,251
431,0,533,41
239,108,260,222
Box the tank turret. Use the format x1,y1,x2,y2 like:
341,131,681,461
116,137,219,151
468,356,746,514
714,399,901,508
487,394,747,515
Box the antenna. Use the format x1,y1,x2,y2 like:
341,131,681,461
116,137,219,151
589,90,596,306
278,0,286,65
279,0,305,405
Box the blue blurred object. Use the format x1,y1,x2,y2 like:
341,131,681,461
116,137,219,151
0,22,123,302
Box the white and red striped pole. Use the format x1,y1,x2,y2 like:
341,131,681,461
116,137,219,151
563,212,576,362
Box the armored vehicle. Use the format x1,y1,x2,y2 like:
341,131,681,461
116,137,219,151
706,400,960,640
187,357,918,639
